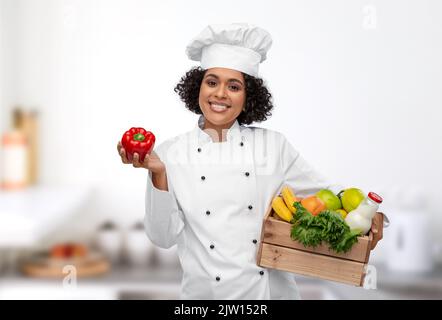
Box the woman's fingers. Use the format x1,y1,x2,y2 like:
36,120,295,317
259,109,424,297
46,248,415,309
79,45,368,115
132,153,140,167
119,147,129,164
118,140,150,169
376,213,383,239
370,213,384,250
143,154,150,167
371,216,379,234
118,141,153,169
117,141,130,164
372,213,383,234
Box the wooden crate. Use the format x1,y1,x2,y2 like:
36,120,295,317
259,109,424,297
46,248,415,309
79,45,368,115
256,202,374,286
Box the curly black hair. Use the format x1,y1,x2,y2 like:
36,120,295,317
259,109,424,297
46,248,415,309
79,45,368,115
174,66,273,125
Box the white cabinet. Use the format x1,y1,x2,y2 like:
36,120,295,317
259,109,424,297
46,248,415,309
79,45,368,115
0,186,92,247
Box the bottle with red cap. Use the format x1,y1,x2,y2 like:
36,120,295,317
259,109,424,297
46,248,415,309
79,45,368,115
345,192,383,235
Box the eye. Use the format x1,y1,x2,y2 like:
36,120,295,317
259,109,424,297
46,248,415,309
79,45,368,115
207,80,217,87
229,85,240,91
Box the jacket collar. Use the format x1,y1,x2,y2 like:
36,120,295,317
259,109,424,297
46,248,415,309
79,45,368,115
196,115,242,144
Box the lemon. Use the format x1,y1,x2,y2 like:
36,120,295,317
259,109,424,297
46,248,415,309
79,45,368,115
340,188,365,212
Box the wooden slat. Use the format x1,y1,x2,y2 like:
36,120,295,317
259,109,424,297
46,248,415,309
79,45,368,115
364,231,374,263
256,215,267,265
257,193,279,265
262,210,372,262
259,243,366,286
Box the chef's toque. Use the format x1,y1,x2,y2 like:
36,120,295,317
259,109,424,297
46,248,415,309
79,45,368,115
185,23,273,77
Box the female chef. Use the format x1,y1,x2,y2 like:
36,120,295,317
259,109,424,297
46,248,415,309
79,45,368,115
117,23,385,299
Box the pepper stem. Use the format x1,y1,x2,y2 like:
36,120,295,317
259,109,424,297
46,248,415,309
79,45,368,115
133,133,145,141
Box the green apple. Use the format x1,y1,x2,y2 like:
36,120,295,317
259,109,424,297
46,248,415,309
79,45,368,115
340,188,366,212
315,189,342,211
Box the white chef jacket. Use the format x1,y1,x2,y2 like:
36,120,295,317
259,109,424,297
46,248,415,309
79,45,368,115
144,116,344,300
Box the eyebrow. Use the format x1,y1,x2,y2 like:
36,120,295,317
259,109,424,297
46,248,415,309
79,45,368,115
204,73,244,86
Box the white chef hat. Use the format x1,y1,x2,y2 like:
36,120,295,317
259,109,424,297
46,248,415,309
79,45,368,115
185,23,273,77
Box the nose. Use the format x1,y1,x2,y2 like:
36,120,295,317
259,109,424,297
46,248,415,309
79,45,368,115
214,83,227,99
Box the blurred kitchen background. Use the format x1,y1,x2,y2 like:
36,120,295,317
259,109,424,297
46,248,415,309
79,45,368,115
0,0,441,299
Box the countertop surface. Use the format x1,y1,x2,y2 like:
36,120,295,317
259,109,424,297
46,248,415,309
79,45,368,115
1,262,442,299
0,186,92,247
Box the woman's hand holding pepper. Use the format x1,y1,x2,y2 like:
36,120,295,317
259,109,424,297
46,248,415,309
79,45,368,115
117,141,168,191
370,213,384,250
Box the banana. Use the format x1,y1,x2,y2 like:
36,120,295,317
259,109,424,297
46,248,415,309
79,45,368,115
281,185,298,213
272,196,293,222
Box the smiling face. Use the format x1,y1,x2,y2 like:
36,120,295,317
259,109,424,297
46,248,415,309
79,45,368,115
198,67,246,130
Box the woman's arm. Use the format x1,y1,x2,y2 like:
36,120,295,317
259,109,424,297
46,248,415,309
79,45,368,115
152,170,168,191
144,168,185,249
118,141,184,248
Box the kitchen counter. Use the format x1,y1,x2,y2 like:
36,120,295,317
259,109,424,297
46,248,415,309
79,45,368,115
0,264,183,299
1,263,441,299
0,186,92,247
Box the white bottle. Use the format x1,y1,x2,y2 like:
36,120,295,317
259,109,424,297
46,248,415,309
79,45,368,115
1,130,28,190
345,192,383,235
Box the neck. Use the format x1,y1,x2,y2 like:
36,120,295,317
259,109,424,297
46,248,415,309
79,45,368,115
203,118,236,143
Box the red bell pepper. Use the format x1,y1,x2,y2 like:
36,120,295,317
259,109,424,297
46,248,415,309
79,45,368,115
121,127,155,162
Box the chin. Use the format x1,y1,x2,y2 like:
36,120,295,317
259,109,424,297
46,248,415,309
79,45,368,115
204,114,234,126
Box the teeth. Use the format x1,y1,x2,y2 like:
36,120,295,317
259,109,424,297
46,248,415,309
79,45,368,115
211,104,227,111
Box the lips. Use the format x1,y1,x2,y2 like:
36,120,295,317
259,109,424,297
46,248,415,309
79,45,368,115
209,101,230,113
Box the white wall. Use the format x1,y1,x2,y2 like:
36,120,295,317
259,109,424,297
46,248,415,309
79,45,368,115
1,0,442,243
0,0,18,183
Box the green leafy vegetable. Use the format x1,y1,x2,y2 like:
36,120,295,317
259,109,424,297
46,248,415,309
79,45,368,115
290,202,360,253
